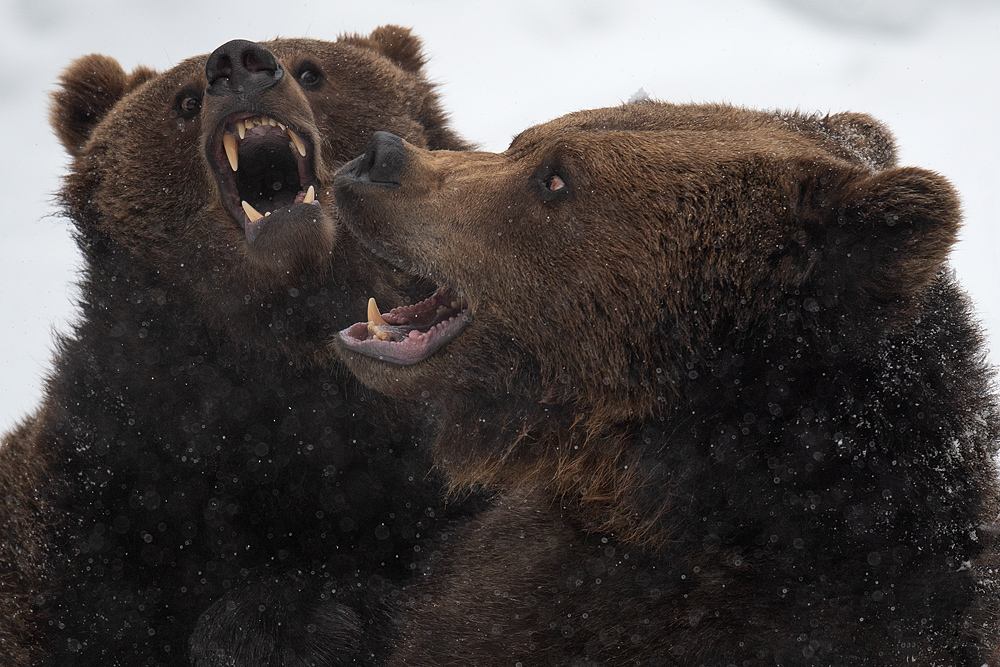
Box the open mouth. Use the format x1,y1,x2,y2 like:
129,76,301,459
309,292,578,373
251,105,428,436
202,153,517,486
338,286,471,365
209,113,320,242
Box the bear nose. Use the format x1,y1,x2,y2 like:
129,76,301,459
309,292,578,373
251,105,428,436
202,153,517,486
351,131,406,186
205,39,284,97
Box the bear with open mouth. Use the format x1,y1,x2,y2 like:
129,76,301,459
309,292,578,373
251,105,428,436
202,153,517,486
0,27,478,667
334,104,1000,665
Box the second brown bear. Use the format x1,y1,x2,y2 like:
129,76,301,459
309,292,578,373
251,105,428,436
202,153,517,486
336,103,1000,665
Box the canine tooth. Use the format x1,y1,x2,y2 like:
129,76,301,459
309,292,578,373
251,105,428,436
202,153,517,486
223,133,239,171
237,121,246,140
242,200,264,222
288,129,307,157
303,185,315,204
367,298,394,340
367,297,390,326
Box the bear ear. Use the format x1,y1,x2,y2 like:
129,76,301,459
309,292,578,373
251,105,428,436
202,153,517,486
362,25,426,73
820,112,898,170
817,166,960,303
50,54,157,157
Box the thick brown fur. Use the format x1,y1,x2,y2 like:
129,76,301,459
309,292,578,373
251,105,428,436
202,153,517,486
334,102,1000,665
0,28,478,667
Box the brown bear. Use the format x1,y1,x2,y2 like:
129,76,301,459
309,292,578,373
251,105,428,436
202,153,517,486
334,103,1000,665
0,27,477,667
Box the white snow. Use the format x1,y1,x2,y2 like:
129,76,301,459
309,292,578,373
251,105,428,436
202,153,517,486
1,0,998,433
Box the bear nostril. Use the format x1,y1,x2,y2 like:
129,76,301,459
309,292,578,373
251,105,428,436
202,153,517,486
209,55,233,83
206,39,283,97
242,50,271,74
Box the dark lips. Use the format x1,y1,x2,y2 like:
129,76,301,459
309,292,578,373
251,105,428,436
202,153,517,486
338,287,471,365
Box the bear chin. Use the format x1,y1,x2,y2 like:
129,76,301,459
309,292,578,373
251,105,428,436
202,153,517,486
242,202,337,282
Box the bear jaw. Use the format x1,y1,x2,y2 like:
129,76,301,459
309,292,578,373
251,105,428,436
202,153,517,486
338,287,471,366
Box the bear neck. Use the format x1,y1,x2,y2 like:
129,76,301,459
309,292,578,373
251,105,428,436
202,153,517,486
68,224,357,363
70,231,264,367
41,227,383,470
434,273,999,564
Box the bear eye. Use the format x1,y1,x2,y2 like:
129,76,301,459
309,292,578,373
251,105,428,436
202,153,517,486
546,174,566,192
175,90,202,120
536,169,570,201
296,63,323,90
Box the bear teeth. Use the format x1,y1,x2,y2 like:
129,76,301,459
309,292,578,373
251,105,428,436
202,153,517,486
367,297,392,340
361,292,468,345
242,200,264,223
224,116,306,173
288,129,307,157
240,186,315,226
223,134,239,171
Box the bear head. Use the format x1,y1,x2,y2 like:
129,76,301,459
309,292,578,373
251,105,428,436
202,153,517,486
333,102,960,490
50,26,466,366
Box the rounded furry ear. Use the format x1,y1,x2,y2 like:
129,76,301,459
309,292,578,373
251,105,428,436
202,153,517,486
362,25,426,73
817,166,960,303
49,54,157,157
820,112,898,170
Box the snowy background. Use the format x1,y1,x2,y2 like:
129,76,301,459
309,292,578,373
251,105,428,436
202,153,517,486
1,0,998,434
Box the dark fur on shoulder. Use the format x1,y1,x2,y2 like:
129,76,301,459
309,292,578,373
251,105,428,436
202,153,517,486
0,27,478,667
334,102,1000,665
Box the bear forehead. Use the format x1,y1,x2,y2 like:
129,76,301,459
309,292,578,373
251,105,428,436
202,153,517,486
259,37,370,61
118,37,403,97
507,102,893,172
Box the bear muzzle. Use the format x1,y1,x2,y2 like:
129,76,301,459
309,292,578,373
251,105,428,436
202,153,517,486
202,39,324,245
